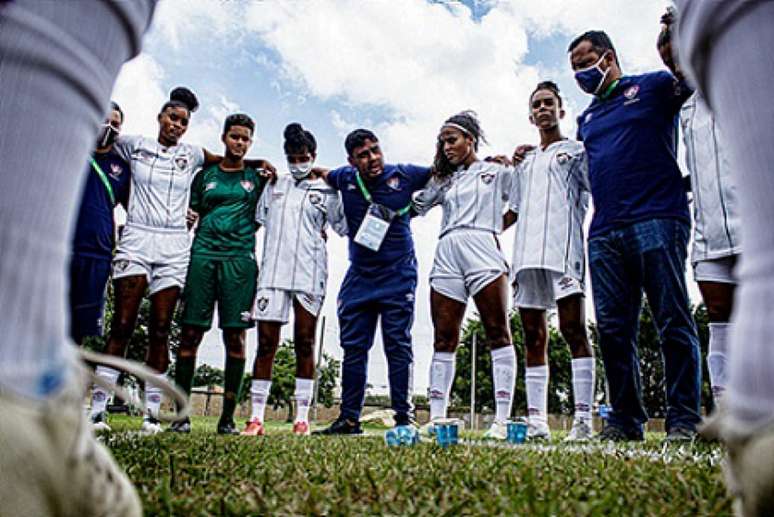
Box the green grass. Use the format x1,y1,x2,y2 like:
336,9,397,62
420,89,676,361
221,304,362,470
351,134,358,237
103,415,732,516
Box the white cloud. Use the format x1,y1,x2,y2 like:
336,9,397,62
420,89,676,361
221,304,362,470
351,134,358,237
111,53,167,137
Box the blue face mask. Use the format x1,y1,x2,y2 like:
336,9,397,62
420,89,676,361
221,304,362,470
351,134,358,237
574,52,610,95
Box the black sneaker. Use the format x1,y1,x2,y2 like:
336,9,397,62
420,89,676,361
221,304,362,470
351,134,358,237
596,424,644,442
217,419,240,435
167,417,191,434
665,426,697,443
312,417,363,436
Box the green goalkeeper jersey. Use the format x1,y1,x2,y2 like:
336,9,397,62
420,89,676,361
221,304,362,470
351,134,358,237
190,164,266,258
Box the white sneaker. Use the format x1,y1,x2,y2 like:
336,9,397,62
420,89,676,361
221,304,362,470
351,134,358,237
483,421,508,440
90,411,112,433
140,417,163,436
0,354,141,516
527,421,551,441
565,418,593,442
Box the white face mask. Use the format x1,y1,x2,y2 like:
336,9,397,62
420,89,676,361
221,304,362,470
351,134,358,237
289,160,313,180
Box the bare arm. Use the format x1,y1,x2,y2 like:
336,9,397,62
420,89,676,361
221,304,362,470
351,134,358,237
503,209,518,231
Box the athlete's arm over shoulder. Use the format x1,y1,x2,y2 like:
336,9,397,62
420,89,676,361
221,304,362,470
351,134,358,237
255,181,273,228
325,191,348,237
402,163,432,191
112,134,142,162
411,174,447,217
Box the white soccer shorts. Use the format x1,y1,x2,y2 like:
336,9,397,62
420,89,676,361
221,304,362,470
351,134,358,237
693,255,738,284
252,288,323,324
112,224,191,295
430,229,509,304
512,268,584,310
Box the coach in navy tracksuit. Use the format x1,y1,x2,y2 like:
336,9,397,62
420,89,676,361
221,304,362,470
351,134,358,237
315,129,431,435
69,102,130,345
569,30,702,441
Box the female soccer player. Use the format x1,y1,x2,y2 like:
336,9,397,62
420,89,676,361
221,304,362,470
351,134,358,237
89,88,273,434
242,123,346,437
659,14,740,407
414,111,516,440
168,114,267,435
503,82,595,442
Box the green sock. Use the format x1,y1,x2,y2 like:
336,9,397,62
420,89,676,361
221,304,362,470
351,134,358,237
175,355,196,399
221,355,245,424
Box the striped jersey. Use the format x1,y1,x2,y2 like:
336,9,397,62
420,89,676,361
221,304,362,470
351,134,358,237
681,92,741,262
113,135,205,230
412,161,513,236
256,174,347,295
509,139,589,280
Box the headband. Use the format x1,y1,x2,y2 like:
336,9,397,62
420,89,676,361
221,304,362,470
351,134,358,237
441,122,476,141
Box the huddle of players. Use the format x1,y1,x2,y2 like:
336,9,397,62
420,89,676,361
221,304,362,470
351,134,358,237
81,58,736,440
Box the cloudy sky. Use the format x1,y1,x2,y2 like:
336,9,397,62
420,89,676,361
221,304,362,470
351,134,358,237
112,0,676,395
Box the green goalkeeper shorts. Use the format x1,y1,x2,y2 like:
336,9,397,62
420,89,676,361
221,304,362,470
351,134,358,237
180,254,257,329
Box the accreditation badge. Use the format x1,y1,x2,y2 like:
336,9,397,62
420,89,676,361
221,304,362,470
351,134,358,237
353,203,397,251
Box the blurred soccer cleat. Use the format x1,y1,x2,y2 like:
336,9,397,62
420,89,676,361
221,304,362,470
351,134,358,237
140,416,162,436
292,421,310,436
90,411,112,433
565,418,592,442
527,421,551,441
483,421,508,441
167,417,191,434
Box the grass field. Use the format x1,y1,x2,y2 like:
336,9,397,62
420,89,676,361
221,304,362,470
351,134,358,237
103,415,732,516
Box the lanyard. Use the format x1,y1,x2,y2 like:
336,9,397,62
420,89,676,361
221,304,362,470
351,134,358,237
89,157,116,206
598,79,620,101
354,171,411,216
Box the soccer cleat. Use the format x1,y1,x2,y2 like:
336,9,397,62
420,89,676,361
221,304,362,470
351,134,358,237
90,411,112,433
484,421,508,440
595,424,644,442
527,421,551,441
241,418,266,436
217,419,240,436
702,410,774,516
565,418,593,442
292,421,310,436
664,426,697,443
312,417,363,436
0,351,142,516
141,416,163,436
167,417,191,434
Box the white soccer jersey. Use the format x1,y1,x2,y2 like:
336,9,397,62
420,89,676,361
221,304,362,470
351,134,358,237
113,135,205,230
681,92,741,263
256,174,347,295
412,161,513,236
509,139,589,280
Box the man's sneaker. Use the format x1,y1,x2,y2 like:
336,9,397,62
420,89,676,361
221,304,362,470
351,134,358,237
0,351,142,516
702,410,774,516
596,424,644,442
527,421,551,441
241,418,266,436
167,417,191,434
665,426,697,443
292,421,311,436
141,416,163,436
90,411,111,433
217,419,240,436
385,424,419,446
484,421,508,440
312,417,363,436
565,418,593,442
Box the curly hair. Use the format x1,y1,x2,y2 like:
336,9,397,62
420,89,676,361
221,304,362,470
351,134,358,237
433,110,486,178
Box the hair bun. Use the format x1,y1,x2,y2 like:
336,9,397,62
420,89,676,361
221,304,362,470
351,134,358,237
284,123,305,139
169,86,199,113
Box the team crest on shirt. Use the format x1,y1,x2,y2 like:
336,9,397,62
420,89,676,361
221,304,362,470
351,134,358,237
556,152,572,165
558,276,574,289
479,172,495,185
624,85,640,99
109,163,124,179
240,180,255,192
386,176,401,191
205,181,217,191
174,155,189,171
347,183,357,190
113,259,129,273
308,192,322,205
257,297,269,312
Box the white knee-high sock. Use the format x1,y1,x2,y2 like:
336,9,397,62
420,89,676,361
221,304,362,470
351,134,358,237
144,377,164,419
571,357,595,421
491,346,516,423
707,322,730,403
250,379,271,422
294,377,314,423
90,366,120,417
429,352,456,421
526,365,549,426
